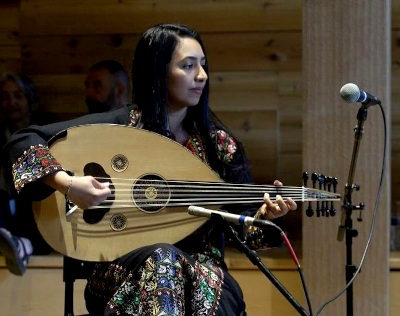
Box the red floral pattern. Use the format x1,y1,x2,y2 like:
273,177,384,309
12,144,62,192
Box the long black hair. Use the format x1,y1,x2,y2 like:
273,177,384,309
132,23,210,131
131,23,251,182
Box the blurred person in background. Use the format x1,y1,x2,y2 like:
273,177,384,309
84,59,129,113
0,72,51,276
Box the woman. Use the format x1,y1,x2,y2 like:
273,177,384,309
4,24,296,315
0,72,51,276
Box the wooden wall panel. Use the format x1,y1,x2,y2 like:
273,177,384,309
0,6,19,45
303,1,390,315
20,32,301,74
20,0,302,35
216,110,278,184
0,5,20,73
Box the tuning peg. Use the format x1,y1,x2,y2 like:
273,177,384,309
311,173,318,188
325,176,333,217
302,172,309,187
316,174,326,216
303,172,314,216
330,177,338,216
306,205,314,217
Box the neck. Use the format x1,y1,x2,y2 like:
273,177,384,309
168,107,189,144
168,107,187,133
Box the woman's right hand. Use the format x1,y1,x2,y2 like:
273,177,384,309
41,171,111,210
65,176,111,209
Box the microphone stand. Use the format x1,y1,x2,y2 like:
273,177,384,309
337,105,367,316
211,213,309,316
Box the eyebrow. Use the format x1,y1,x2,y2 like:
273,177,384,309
183,56,206,63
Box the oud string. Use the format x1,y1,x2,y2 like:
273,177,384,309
64,176,339,216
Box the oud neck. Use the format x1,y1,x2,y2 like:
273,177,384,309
165,181,341,205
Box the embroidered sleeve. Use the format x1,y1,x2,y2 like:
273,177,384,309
209,129,237,164
12,144,63,192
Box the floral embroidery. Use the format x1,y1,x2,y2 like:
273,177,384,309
129,109,143,128
90,247,223,315
12,144,62,192
186,135,208,164
127,109,237,165
210,129,237,164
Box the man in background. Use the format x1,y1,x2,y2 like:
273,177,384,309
85,59,129,113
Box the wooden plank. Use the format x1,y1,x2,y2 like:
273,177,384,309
210,71,278,92
392,68,400,97
29,71,294,115
393,152,400,212
0,60,21,74
2,254,400,316
392,0,400,28
209,71,279,110
391,271,400,315
0,5,20,71
303,1,390,315
277,95,303,156
278,71,302,96
20,32,302,74
31,74,87,115
20,35,138,75
392,30,400,72
232,269,303,316
0,5,19,46
0,45,20,60
215,110,278,184
0,46,21,73
20,0,302,35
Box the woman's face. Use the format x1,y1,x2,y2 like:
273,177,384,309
0,79,30,122
166,37,208,112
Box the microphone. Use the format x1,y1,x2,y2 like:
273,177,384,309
340,83,381,106
188,205,279,229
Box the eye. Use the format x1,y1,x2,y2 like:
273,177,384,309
182,63,194,69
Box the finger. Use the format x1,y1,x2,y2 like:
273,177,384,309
273,180,283,186
273,195,287,214
286,197,297,211
263,193,276,210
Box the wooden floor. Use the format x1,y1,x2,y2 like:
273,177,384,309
1,251,400,316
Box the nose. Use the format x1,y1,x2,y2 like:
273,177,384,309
195,65,208,82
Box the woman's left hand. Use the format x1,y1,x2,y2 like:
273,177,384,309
258,180,297,220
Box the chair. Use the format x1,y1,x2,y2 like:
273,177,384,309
63,256,95,316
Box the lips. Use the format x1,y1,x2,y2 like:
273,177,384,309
191,88,203,95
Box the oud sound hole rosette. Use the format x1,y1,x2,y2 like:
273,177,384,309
110,213,127,231
111,154,129,172
132,174,170,213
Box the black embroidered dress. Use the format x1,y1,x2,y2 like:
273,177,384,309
5,104,281,316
